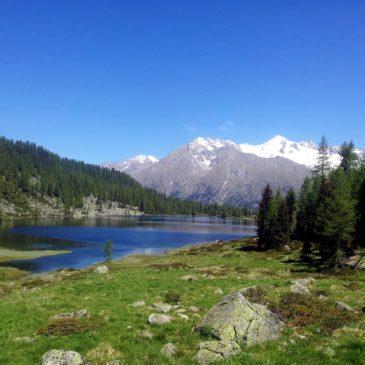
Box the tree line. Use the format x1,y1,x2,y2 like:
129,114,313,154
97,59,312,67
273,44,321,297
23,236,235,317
0,136,250,217
256,136,365,267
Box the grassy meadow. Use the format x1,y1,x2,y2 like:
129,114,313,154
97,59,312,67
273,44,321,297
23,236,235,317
0,238,364,364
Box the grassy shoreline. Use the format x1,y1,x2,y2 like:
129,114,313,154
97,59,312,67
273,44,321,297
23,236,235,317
0,238,364,364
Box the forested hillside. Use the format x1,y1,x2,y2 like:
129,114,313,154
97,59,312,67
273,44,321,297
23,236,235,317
0,137,248,218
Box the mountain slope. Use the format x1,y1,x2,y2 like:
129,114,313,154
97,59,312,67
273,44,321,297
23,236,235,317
0,137,246,218
107,136,364,208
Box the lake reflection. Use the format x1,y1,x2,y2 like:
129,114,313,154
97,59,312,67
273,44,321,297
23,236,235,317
0,216,256,273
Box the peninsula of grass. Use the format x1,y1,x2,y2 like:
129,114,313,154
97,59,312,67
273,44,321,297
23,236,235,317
0,248,71,281
0,238,364,364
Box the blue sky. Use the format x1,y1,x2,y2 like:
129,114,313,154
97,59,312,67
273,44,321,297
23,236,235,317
1,1,365,164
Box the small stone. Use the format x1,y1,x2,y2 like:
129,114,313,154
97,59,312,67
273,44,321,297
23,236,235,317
335,301,357,312
174,308,187,314
194,341,241,364
140,330,154,339
52,309,89,320
94,265,109,274
298,335,306,340
127,326,132,329
318,295,327,301
289,339,296,344
152,302,173,313
283,244,291,252
179,275,197,281
291,277,315,287
189,306,199,312
215,288,223,295
290,283,310,295
161,343,177,358
13,336,35,343
148,313,173,325
177,313,189,320
322,347,335,357
131,301,145,307
41,350,87,365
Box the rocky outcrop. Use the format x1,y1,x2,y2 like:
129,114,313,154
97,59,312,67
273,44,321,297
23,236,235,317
41,350,88,365
52,309,89,320
194,341,241,364
196,291,284,346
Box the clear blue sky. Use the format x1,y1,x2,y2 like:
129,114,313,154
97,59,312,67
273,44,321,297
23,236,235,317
1,1,364,164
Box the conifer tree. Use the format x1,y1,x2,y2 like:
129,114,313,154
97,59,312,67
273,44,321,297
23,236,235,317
285,188,297,234
312,136,331,178
256,184,273,249
355,177,365,247
339,140,358,174
316,169,355,264
272,198,291,247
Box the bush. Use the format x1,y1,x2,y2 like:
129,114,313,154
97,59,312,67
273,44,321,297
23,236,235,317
164,290,181,303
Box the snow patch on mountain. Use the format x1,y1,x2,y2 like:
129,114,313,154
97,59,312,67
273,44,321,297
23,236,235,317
104,154,158,172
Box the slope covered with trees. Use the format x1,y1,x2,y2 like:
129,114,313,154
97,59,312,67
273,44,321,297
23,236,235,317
257,136,365,267
0,137,248,218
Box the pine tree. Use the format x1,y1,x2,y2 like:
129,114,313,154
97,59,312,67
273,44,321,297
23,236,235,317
272,198,291,247
285,188,297,234
256,184,273,249
312,136,331,178
355,177,365,247
316,169,356,265
339,140,358,174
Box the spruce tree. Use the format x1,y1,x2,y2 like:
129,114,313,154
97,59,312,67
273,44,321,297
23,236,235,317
355,177,365,247
316,169,355,265
273,198,291,247
256,184,273,249
339,140,358,174
312,136,331,178
285,187,297,234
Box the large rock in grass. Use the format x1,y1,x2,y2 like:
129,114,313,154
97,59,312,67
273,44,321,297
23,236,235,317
194,341,241,364
41,350,88,365
196,292,284,346
94,265,109,274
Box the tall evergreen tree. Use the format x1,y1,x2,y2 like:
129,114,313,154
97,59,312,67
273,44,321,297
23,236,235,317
285,187,297,234
355,177,365,247
312,136,331,178
256,184,273,249
339,140,358,174
272,198,291,247
316,169,355,264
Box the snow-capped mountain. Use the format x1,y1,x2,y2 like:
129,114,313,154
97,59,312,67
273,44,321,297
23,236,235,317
104,154,158,171
103,136,363,207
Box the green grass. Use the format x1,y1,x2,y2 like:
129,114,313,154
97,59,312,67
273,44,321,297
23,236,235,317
0,238,364,364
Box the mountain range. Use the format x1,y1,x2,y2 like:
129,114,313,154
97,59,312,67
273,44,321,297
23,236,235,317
104,135,364,207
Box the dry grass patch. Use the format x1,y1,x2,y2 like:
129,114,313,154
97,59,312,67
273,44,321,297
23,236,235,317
270,292,362,334
37,317,100,336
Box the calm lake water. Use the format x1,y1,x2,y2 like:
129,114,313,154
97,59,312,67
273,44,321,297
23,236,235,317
0,216,256,273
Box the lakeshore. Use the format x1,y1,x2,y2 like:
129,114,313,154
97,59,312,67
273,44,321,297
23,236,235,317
0,237,364,364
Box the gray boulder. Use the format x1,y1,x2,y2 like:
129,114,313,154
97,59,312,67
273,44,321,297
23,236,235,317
161,343,177,358
194,341,241,364
152,302,173,313
148,313,173,325
41,350,88,365
196,292,284,346
290,283,310,295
